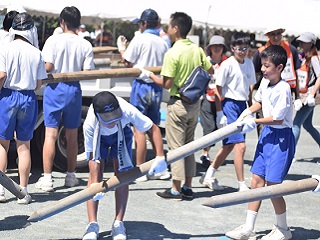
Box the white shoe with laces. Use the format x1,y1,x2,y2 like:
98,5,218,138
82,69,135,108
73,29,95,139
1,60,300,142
148,169,171,180
112,220,126,240
199,174,224,191
82,222,99,240
35,177,54,192
17,194,32,204
261,224,292,240
135,175,148,182
225,224,256,240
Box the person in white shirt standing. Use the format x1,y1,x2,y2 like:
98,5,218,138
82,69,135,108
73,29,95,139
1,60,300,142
117,9,169,182
35,6,94,192
0,13,47,204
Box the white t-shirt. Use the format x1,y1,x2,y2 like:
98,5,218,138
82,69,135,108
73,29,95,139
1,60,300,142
216,56,256,101
0,30,11,45
42,32,94,73
83,97,153,152
123,32,168,68
255,78,293,128
0,40,47,90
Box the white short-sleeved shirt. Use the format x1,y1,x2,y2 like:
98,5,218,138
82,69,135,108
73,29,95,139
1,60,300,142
83,97,153,152
42,33,94,73
216,56,256,101
0,30,11,45
0,40,47,90
255,78,293,128
123,32,168,68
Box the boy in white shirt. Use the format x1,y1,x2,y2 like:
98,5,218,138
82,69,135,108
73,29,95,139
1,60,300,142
226,45,295,240
200,32,256,191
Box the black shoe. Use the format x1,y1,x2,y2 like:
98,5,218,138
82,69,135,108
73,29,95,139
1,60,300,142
200,155,210,168
181,187,193,199
156,189,182,201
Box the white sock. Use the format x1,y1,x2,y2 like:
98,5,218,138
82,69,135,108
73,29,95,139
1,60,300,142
43,173,52,180
0,184,4,194
276,212,288,230
204,166,216,180
113,219,122,226
20,186,28,193
238,181,247,188
245,210,258,231
66,172,76,177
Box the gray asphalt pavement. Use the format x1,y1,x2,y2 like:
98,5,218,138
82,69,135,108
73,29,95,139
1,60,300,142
1,106,320,240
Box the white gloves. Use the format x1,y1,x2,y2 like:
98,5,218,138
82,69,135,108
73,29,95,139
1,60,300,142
238,108,253,121
294,99,303,111
216,111,228,129
241,118,257,134
148,156,167,175
304,95,316,107
117,35,127,51
137,67,153,83
312,175,320,193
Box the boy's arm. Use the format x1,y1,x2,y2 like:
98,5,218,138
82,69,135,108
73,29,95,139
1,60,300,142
149,73,173,89
214,85,223,111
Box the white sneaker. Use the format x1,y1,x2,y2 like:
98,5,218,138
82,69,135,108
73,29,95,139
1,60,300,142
65,175,79,187
199,174,224,191
112,221,126,240
225,224,256,240
35,177,54,192
148,169,171,180
0,191,6,203
261,225,292,240
17,194,32,204
82,222,99,240
135,175,148,182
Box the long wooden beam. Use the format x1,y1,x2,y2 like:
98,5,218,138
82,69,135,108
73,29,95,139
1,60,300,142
202,177,319,208
42,67,162,84
27,122,242,222
0,170,26,199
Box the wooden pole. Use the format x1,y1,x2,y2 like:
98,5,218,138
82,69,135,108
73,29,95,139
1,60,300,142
0,170,26,199
202,177,319,208
42,66,162,85
93,46,118,54
27,122,242,222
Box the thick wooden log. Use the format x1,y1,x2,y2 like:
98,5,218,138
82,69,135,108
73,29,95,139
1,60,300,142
0,170,26,199
27,122,242,222
42,66,162,84
202,177,319,208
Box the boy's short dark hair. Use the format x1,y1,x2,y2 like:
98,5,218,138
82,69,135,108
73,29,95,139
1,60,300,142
231,32,251,46
59,6,81,29
260,45,287,72
3,10,19,31
170,12,192,38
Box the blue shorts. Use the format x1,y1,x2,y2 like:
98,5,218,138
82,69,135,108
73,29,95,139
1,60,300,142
0,88,37,141
251,126,295,183
130,78,162,124
222,98,246,145
100,126,133,162
43,82,82,129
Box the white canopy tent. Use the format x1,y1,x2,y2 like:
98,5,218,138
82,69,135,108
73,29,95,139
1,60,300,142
3,0,320,37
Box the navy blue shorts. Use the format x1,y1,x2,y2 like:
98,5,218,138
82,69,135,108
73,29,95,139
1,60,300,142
130,78,162,124
100,126,133,162
222,98,246,145
251,126,295,183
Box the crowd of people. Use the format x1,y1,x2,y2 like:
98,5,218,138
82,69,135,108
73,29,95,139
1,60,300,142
0,5,319,240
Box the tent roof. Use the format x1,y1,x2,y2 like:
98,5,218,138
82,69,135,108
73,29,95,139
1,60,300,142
4,0,320,37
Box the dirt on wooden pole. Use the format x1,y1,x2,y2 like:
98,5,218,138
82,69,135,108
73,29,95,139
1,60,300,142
27,122,242,222
202,177,319,208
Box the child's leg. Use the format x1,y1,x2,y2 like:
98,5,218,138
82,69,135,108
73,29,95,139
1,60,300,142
233,142,246,182
16,140,31,188
0,139,9,173
86,159,105,223
248,174,265,212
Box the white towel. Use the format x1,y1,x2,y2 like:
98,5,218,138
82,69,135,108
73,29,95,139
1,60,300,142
117,121,133,172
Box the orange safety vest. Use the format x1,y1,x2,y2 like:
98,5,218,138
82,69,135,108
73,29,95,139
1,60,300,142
206,55,228,102
259,40,296,88
297,56,319,93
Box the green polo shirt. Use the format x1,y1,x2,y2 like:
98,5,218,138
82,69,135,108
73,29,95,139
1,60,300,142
160,38,212,97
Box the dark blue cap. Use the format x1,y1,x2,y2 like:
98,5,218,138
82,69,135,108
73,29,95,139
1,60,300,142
132,9,159,24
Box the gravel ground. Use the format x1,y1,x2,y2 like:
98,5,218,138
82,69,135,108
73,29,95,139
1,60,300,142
1,106,319,240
